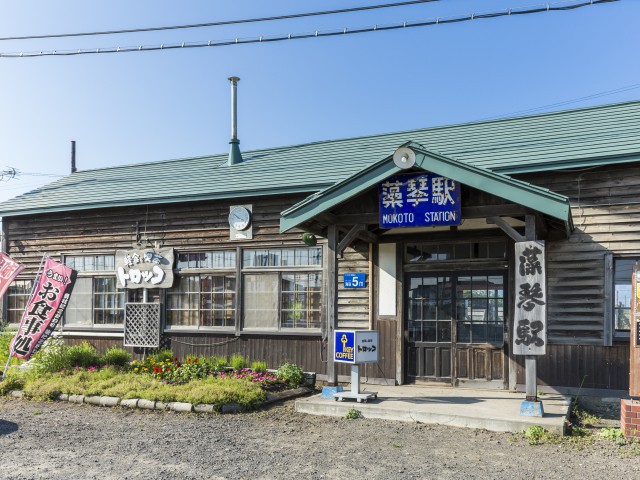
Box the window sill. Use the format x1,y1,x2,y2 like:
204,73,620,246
613,332,630,344
61,330,124,338
240,329,322,337
164,327,236,334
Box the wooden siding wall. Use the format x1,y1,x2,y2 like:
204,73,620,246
5,195,309,274
337,242,371,329
516,344,629,390
64,333,324,373
522,164,640,346
4,194,335,373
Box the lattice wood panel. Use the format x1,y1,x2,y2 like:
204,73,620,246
124,303,161,348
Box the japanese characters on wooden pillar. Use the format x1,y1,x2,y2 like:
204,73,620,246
513,241,547,356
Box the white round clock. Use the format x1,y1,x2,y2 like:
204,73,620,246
229,206,251,231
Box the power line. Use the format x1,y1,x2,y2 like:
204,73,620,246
476,82,640,121
0,0,441,42
0,0,618,59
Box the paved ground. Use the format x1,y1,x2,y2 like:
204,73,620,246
0,396,638,480
296,385,570,433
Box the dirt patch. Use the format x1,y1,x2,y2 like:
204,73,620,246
0,396,638,479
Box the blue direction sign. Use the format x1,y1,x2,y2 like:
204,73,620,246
379,172,461,229
344,273,366,289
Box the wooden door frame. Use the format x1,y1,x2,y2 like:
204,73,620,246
403,268,508,386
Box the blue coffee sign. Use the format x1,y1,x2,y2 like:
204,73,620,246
344,273,366,289
379,172,461,228
334,330,355,363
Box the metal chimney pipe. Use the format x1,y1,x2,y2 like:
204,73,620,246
229,76,239,140
71,140,77,173
227,76,243,166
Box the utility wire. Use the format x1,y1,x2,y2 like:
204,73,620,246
476,82,640,121
0,0,441,41
0,0,618,59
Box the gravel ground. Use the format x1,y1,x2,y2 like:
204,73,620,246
1,396,639,480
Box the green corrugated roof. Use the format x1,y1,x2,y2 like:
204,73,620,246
1,100,639,217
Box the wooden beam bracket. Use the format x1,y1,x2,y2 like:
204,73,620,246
337,224,367,257
486,216,525,243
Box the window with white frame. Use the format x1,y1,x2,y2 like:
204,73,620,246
242,247,323,331
165,250,236,329
63,255,160,328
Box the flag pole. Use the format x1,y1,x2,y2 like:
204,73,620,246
2,253,48,379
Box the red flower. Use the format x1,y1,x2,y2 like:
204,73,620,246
187,358,191,363
174,357,178,362
194,358,198,363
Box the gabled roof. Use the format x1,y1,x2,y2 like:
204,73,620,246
0,100,639,217
280,142,574,236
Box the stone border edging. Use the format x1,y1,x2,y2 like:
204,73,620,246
9,386,312,413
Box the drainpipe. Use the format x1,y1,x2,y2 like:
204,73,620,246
227,76,243,166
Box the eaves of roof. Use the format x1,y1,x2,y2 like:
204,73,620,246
280,142,574,236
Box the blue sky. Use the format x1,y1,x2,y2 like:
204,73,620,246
0,0,637,203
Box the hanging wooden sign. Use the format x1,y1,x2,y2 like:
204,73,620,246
115,248,174,289
513,241,547,355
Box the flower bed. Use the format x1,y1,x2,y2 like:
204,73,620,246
1,343,309,412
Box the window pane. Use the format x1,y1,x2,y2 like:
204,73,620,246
243,274,278,329
201,275,235,327
614,259,635,331
93,277,125,326
166,276,199,327
65,255,115,272
280,273,322,329
6,280,33,325
65,277,93,326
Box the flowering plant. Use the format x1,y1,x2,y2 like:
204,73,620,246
218,368,278,384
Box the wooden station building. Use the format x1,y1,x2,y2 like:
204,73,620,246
1,100,639,395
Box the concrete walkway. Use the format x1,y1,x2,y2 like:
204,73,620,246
295,385,571,434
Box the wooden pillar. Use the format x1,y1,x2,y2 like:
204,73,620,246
326,224,339,385
524,214,537,402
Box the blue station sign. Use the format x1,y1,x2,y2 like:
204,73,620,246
343,273,366,289
379,172,461,229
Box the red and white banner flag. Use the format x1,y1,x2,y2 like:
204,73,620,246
10,257,76,360
0,252,24,299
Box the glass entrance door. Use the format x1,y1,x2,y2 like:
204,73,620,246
405,273,506,386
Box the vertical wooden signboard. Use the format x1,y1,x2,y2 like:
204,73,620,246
630,265,640,398
513,241,547,355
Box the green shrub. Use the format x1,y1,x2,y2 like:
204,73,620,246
600,426,626,444
345,408,362,420
230,354,248,371
167,357,210,383
205,356,229,373
147,349,174,364
0,369,26,395
250,361,268,373
276,362,304,387
66,342,101,368
31,340,68,374
524,425,546,445
0,328,23,368
101,347,131,367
